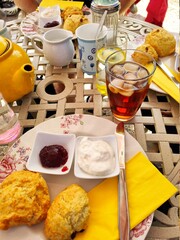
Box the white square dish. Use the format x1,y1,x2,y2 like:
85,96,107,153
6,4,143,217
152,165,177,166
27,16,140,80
26,132,76,175
74,135,120,179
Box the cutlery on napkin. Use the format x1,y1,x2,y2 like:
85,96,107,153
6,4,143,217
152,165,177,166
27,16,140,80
75,152,177,240
156,59,179,88
150,63,180,103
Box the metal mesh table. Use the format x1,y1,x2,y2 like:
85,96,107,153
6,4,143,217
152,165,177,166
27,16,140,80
2,16,180,239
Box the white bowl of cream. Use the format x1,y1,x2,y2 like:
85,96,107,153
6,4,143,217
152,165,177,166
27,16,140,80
74,135,120,179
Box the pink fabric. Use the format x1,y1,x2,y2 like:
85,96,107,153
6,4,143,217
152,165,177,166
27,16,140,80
145,0,168,26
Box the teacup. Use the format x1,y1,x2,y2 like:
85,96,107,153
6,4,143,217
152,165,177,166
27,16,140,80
31,29,75,67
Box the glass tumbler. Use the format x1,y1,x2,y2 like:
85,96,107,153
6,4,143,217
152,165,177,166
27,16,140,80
105,49,156,121
91,0,120,32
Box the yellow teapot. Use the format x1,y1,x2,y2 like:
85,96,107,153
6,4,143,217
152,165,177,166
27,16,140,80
0,36,35,103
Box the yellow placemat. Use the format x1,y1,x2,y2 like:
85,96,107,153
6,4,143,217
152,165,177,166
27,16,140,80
40,0,84,10
151,66,180,103
76,152,178,240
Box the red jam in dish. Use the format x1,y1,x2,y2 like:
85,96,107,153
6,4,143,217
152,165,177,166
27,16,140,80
61,166,68,172
44,21,59,28
39,145,68,168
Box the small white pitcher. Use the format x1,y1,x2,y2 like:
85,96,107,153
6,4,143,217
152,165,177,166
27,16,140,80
31,29,75,67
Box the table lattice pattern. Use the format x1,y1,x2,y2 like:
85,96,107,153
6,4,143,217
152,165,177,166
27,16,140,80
2,16,180,239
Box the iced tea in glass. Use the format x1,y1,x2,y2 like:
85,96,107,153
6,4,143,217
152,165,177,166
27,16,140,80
105,49,156,121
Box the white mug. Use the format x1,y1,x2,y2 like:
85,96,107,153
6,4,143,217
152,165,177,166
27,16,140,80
31,29,75,67
75,23,107,75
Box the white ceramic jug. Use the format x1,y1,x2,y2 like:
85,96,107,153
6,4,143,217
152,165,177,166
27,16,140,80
31,29,75,67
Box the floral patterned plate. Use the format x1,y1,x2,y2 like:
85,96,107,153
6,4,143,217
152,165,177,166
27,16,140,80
0,114,153,240
20,11,64,39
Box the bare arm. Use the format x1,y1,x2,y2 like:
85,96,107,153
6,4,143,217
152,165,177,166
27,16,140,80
14,0,39,13
119,0,137,15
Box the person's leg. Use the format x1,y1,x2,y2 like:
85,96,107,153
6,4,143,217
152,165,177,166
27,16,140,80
145,0,168,27
14,0,39,13
119,0,137,15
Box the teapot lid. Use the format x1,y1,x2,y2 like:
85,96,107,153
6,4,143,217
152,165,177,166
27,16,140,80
0,36,8,56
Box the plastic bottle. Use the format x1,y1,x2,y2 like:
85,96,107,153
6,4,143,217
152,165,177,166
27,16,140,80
0,93,21,144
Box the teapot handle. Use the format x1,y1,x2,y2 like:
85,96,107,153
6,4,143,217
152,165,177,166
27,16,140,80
31,35,44,53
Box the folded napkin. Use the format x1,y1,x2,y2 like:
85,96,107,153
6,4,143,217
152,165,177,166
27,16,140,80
76,152,177,240
40,0,84,10
151,66,180,103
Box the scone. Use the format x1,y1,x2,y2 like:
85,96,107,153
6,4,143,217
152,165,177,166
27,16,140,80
145,28,176,57
63,14,88,33
45,184,90,240
134,43,158,61
0,170,50,230
61,6,83,20
132,43,158,65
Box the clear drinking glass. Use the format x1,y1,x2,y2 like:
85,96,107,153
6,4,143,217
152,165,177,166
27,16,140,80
105,49,156,121
96,28,128,95
0,93,21,145
91,0,120,33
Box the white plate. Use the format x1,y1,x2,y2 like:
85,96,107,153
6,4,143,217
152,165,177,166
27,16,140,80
129,33,179,94
0,114,153,240
26,132,76,175
74,135,120,179
20,11,62,39
20,11,44,38
20,11,77,39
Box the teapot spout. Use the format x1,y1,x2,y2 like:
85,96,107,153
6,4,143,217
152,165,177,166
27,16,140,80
10,63,35,102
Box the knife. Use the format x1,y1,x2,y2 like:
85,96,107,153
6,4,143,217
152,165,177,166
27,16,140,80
156,59,179,88
174,34,180,74
174,53,180,73
115,122,130,240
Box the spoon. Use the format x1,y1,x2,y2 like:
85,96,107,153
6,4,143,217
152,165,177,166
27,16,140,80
95,10,108,40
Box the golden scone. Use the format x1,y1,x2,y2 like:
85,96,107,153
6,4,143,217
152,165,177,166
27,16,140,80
133,43,158,61
61,6,83,20
132,43,158,65
63,14,88,34
145,28,176,57
45,184,90,240
0,170,50,230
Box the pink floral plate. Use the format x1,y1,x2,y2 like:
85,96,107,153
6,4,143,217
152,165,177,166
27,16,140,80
0,114,153,240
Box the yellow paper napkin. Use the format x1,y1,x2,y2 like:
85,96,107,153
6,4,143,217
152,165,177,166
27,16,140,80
40,0,84,10
151,66,180,103
76,152,177,240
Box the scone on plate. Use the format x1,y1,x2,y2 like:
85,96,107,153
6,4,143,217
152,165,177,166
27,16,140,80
63,14,88,34
61,6,83,20
134,43,158,61
132,43,158,65
45,184,90,240
0,170,50,230
145,28,176,57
